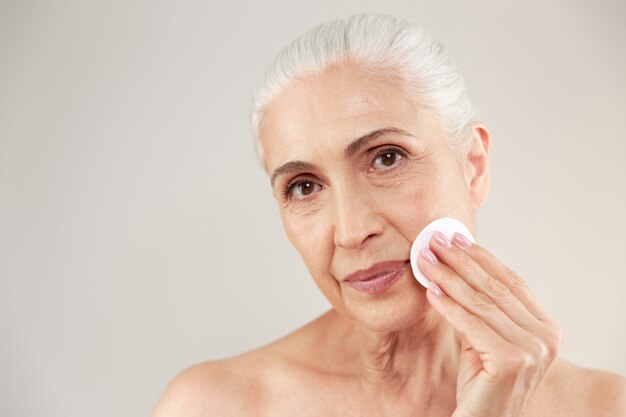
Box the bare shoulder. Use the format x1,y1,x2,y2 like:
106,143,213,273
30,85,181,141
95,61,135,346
531,358,626,417
151,354,259,417
564,360,626,416
151,310,335,417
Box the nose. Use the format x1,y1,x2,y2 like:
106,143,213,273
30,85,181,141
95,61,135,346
332,184,384,249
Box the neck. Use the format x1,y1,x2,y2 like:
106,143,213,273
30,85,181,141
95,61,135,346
331,308,460,410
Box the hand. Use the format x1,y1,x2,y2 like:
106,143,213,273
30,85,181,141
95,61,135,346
418,231,563,417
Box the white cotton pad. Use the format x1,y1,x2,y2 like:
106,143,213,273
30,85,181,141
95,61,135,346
409,217,475,288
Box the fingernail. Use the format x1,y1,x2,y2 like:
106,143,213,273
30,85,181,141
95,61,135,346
452,232,472,247
428,281,444,297
433,231,450,248
421,247,438,264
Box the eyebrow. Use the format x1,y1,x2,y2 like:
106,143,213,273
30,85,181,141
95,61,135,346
270,127,415,188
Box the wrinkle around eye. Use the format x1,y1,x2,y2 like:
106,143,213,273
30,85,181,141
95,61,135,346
280,182,325,215
365,149,436,187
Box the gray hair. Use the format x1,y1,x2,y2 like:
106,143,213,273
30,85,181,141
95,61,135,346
250,13,476,166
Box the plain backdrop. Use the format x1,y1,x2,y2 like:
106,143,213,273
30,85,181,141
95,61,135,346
1,1,625,416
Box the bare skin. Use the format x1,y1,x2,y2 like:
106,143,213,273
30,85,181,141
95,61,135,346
153,63,626,416
153,310,625,416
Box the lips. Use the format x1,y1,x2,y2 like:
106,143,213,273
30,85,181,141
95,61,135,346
343,260,409,295
344,259,409,282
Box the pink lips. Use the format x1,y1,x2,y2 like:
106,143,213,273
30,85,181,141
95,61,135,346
343,260,409,295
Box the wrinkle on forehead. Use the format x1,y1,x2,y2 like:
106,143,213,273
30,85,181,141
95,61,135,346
259,65,424,173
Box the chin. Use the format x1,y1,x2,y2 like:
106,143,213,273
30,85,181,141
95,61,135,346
342,283,432,333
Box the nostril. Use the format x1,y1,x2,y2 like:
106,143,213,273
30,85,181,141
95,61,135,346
334,231,366,249
334,225,381,249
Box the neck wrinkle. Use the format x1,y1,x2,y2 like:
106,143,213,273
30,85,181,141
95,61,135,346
350,311,460,403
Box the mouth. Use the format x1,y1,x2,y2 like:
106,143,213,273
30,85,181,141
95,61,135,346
344,260,410,295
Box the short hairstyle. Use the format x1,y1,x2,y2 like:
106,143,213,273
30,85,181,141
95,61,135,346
250,13,476,166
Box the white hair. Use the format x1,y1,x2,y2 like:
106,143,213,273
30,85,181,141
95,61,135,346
250,13,476,166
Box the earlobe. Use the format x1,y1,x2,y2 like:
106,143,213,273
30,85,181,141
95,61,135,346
464,122,491,211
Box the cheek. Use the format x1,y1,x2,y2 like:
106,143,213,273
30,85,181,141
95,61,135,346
375,162,472,242
280,208,346,308
281,210,333,278
375,181,443,242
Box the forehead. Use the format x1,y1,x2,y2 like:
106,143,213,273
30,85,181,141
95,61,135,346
259,64,425,172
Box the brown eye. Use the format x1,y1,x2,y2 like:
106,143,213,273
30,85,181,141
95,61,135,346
298,181,315,196
372,149,403,170
285,179,322,200
381,152,397,166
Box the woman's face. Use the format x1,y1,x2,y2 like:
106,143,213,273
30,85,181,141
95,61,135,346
260,63,489,332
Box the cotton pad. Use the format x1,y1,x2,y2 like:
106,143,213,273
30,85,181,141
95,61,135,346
409,217,475,288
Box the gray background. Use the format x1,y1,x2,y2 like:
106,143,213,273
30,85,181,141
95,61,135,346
1,1,624,416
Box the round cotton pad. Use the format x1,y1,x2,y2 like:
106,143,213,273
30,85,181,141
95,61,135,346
409,217,475,288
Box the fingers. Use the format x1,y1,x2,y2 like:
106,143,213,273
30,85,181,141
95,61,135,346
424,286,520,377
419,231,564,417
418,231,563,368
431,233,554,326
419,238,540,351
449,234,555,325
445,233,563,344
424,233,545,332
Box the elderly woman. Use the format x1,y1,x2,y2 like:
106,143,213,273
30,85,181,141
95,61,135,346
153,14,625,416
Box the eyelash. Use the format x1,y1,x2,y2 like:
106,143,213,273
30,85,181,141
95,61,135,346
370,146,407,171
281,146,407,201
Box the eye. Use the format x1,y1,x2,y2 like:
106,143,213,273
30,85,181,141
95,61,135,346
371,147,405,171
283,179,322,200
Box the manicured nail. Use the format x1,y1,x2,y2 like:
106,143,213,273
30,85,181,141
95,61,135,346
421,247,438,264
433,231,450,248
452,232,472,247
429,281,444,297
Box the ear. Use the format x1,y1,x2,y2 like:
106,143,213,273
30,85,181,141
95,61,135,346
462,122,491,211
